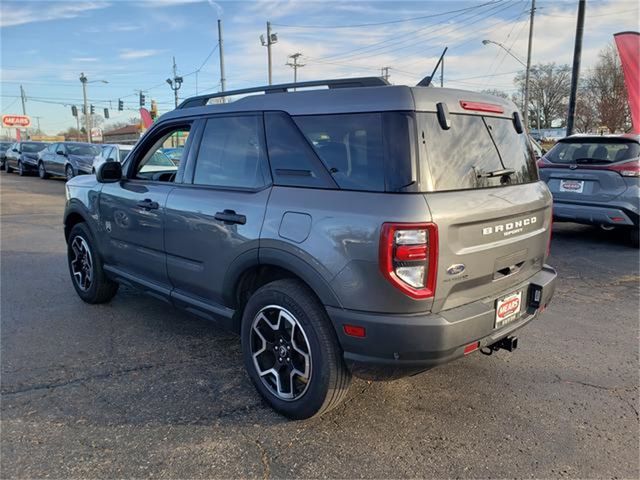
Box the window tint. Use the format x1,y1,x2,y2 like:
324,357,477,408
546,140,640,164
21,143,46,153
418,113,537,191
66,144,101,156
194,115,267,189
293,113,385,191
264,112,336,189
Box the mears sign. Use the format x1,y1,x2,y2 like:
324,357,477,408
2,114,31,128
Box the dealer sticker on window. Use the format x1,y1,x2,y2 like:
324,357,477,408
495,291,523,329
559,179,584,193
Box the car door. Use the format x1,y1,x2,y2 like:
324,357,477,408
164,114,271,315
51,143,68,175
98,121,192,297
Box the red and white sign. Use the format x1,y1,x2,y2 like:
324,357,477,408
559,179,584,193
90,127,103,142
2,114,31,128
495,291,522,328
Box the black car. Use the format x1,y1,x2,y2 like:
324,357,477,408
4,142,48,176
38,142,102,180
0,141,14,170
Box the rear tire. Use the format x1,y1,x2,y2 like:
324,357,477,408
67,223,118,304
38,162,48,179
65,165,74,181
241,279,351,420
628,227,639,248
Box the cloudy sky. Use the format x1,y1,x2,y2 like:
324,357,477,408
1,0,638,134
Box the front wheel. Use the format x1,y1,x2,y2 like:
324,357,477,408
38,162,48,179
67,223,118,303
241,279,351,420
17,161,25,176
65,165,75,181
5,162,13,173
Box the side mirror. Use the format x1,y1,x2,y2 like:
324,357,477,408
96,160,122,183
106,157,116,162
56,150,65,155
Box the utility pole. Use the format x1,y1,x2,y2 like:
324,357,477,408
381,66,391,81
218,19,226,96
166,57,183,109
79,73,90,143
523,0,536,130
566,0,586,136
261,22,278,85
286,53,305,86
20,85,27,115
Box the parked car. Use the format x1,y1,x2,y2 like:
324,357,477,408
64,77,557,419
0,141,14,170
529,135,546,160
92,144,134,173
4,141,48,175
538,134,640,246
161,146,184,165
38,142,101,180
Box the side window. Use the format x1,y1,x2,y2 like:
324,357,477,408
103,147,114,160
193,115,267,189
133,125,190,182
264,112,336,189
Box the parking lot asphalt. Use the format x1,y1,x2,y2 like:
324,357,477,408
1,172,638,479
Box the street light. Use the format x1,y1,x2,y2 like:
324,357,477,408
482,39,526,67
79,73,108,143
482,39,530,130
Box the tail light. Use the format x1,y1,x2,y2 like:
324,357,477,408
379,223,438,299
537,157,551,169
605,160,640,177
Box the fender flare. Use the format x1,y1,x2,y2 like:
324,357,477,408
222,247,342,309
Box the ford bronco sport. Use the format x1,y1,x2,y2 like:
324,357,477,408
64,77,557,419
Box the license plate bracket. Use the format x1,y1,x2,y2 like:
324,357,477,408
495,290,523,329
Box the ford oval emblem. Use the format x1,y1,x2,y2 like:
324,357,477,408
446,264,466,275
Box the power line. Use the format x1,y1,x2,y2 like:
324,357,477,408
272,1,502,28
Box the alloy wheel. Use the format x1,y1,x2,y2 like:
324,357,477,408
39,163,45,178
250,305,312,401
70,236,93,291
18,162,23,175
66,166,74,181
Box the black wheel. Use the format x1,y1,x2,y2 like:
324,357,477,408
241,279,351,419
0,160,5,171
38,162,48,179
6,163,13,173
65,165,75,181
17,161,26,176
629,227,639,248
67,223,118,304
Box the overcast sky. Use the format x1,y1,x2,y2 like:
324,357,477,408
1,0,638,134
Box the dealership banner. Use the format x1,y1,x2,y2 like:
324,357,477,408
614,31,640,133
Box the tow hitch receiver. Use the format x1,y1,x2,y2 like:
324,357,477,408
480,336,518,356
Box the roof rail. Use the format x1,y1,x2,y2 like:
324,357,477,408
176,77,390,109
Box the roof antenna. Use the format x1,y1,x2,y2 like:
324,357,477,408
417,46,448,87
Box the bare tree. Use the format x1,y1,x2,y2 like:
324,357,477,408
585,44,630,133
573,92,599,133
514,63,572,129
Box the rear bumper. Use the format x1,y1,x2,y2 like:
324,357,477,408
327,265,557,380
553,200,639,227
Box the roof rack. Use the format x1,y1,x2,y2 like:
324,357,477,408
176,77,390,109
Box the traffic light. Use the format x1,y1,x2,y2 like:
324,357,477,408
71,105,78,117
118,99,124,111
150,100,158,120
90,104,95,115
139,92,145,107
104,108,109,119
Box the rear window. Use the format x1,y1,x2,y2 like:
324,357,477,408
67,144,101,156
546,139,640,165
418,113,538,191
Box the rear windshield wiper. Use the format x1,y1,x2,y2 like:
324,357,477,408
475,167,516,179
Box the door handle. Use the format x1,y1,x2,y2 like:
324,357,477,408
137,198,159,210
214,209,246,225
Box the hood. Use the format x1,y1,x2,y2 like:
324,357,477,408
67,173,99,188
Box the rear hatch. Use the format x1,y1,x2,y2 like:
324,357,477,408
538,137,640,204
417,110,551,313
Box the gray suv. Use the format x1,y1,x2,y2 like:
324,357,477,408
64,77,557,419
538,134,640,246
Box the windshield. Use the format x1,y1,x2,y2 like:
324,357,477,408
21,143,47,153
417,113,538,191
67,144,101,156
0,142,12,150
546,139,640,164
